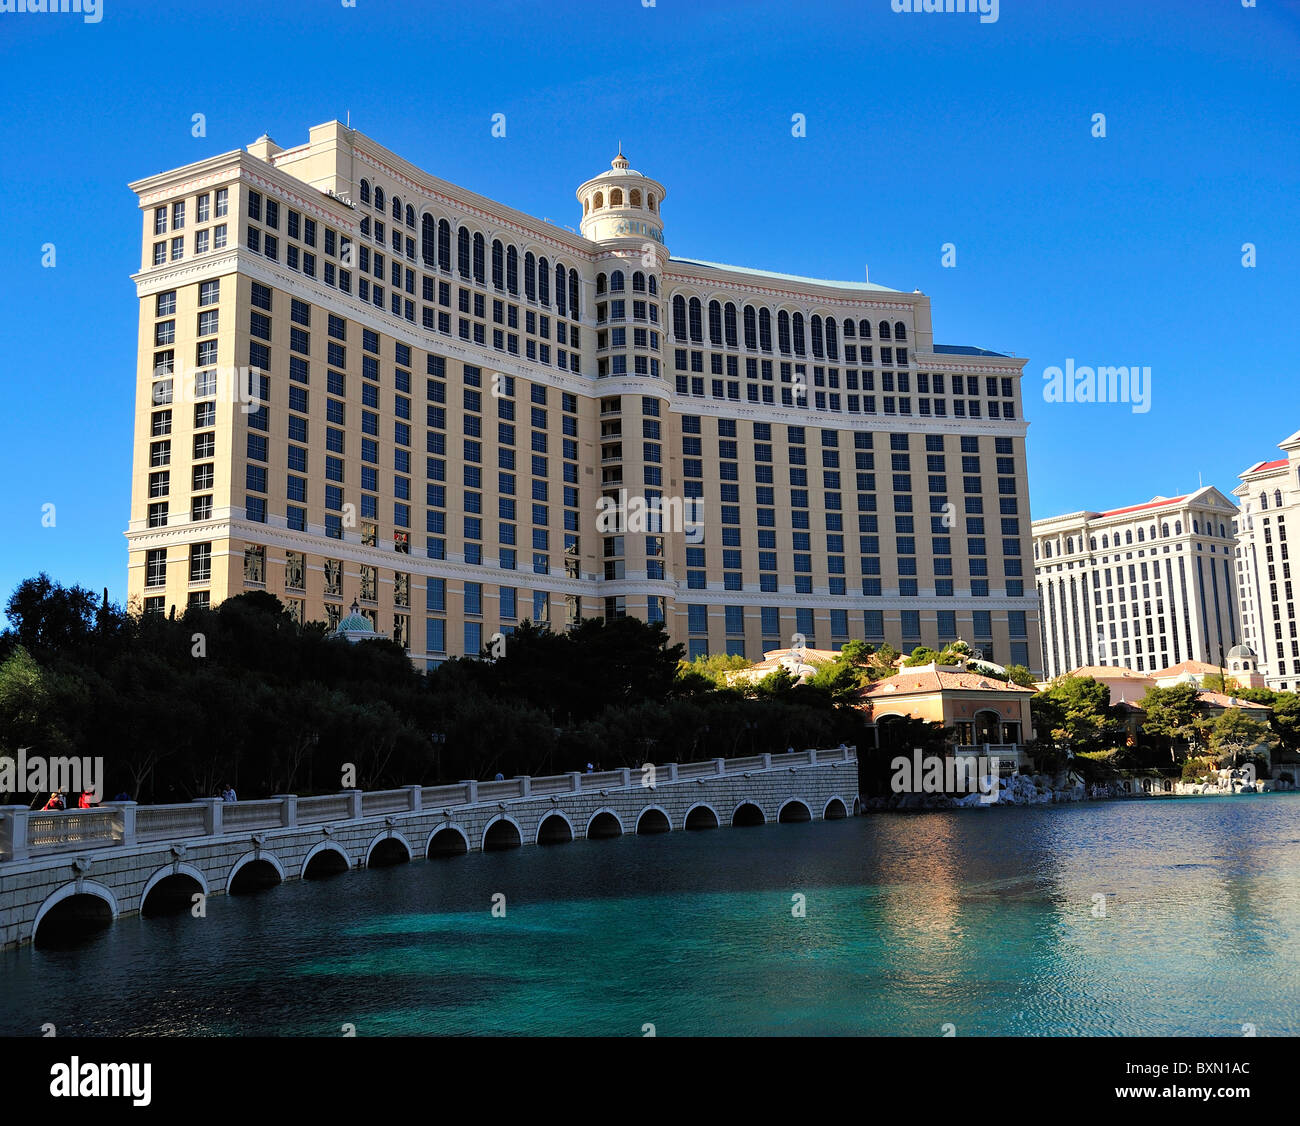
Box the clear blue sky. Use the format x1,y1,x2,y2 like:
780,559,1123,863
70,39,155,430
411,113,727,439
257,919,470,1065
1,0,1297,613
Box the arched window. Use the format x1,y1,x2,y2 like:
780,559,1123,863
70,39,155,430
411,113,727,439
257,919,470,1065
1161,523,1169,537
708,300,723,345
743,305,757,350
672,295,687,341
688,297,703,343
1219,522,1226,538
630,189,641,207
1175,520,1182,534
611,188,623,206
811,315,824,358
555,264,567,318
894,321,907,341
1125,530,1133,544
1044,542,1051,558
1261,493,1269,509
878,320,891,340
491,239,504,290
1089,537,1097,550
610,270,625,292
392,195,402,221
825,317,839,359
1066,537,1074,553
648,276,657,295
647,193,656,211
1102,534,1109,548
792,312,806,355
1034,543,1040,559
438,219,451,271
593,191,604,209
406,204,415,228
859,319,871,339
569,269,579,319
421,214,436,266
1193,520,1200,533
472,233,485,283
507,246,519,295
457,227,471,278
777,310,792,354
724,302,737,348
1137,528,1145,542
538,257,550,304
524,252,536,300
597,273,607,295
758,308,772,352
631,271,645,292
359,179,371,204
1149,525,1156,540
1276,490,1283,507
374,186,385,212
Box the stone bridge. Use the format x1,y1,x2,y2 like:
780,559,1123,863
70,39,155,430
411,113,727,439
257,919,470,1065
0,746,859,950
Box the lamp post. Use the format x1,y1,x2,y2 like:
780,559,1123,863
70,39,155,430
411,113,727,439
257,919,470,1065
430,731,446,783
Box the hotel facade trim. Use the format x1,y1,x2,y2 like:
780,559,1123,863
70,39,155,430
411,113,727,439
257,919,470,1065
1032,487,1240,679
126,122,1042,672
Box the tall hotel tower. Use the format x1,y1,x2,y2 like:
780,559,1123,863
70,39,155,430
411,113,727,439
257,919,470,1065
126,123,1041,671
1032,488,1240,679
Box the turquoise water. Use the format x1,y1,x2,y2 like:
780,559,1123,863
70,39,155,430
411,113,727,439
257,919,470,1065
4,794,1299,1036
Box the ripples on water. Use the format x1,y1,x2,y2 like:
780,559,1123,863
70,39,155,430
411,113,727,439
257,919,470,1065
3,795,1298,1036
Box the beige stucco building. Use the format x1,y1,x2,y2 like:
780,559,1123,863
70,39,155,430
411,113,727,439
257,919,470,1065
125,122,1042,670
861,663,1035,750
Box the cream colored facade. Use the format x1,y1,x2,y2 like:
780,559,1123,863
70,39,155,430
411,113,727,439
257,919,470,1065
1233,430,1300,690
126,122,1042,671
1032,487,1240,679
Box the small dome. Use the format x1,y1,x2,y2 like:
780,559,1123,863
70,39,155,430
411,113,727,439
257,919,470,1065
1227,644,1255,659
338,612,373,633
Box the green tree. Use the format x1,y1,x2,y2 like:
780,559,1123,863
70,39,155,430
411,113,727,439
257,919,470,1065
1004,664,1037,687
903,646,940,667
1139,683,1203,762
838,639,874,667
1032,676,1112,748
1209,709,1278,766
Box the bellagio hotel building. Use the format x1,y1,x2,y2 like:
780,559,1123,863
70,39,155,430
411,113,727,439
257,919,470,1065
126,122,1043,672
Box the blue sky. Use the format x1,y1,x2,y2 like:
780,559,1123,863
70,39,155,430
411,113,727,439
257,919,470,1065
1,0,1297,611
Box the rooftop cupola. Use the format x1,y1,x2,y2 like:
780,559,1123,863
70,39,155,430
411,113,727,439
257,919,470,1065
577,147,668,251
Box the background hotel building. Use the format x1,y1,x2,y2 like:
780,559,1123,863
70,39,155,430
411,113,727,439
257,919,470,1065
125,121,1042,671
1233,430,1300,690
1032,487,1240,680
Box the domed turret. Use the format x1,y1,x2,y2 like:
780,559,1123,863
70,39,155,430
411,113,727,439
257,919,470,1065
577,147,668,250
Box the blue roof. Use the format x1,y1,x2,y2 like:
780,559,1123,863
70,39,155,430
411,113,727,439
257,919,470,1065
672,257,899,293
933,344,1009,358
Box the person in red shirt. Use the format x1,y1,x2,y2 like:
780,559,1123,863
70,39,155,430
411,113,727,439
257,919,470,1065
41,791,66,811
78,790,95,809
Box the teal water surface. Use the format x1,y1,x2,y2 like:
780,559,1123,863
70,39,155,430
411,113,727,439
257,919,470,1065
3,794,1299,1036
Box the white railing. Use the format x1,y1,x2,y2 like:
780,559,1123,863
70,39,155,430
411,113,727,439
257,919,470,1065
0,746,856,861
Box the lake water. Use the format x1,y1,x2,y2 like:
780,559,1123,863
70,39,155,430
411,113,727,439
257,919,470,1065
4,794,1299,1037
